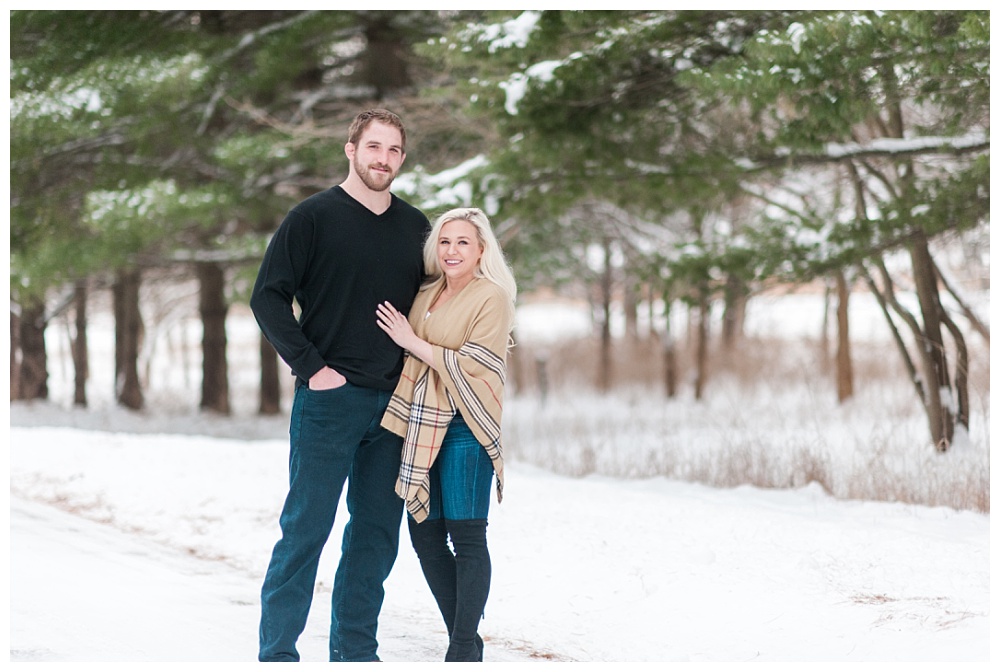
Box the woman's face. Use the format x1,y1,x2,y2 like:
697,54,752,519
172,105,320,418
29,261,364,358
437,219,484,286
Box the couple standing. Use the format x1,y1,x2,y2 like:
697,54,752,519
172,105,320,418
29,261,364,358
250,109,516,662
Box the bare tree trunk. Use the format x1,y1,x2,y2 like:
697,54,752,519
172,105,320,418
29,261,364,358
847,147,958,451
198,262,231,415
663,335,678,398
18,301,48,400
872,259,931,402
259,333,282,415
624,274,639,342
939,304,970,431
72,280,89,407
910,229,955,451
114,268,144,410
694,285,710,401
862,264,923,401
661,300,678,398
820,279,832,371
834,270,854,402
361,16,413,98
597,237,613,392
721,273,746,350
933,259,989,344
11,308,21,400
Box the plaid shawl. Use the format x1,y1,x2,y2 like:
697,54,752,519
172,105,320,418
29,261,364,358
381,277,513,522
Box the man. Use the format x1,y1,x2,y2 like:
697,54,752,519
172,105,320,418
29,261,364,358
250,109,429,662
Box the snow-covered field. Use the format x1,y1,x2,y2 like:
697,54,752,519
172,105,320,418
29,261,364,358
8,289,992,664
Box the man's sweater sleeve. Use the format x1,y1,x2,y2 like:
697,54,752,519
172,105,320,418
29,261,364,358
249,211,328,382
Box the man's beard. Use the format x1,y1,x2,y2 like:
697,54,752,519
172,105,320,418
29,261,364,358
354,156,396,192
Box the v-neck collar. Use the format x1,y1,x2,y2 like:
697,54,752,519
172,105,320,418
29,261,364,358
336,185,394,217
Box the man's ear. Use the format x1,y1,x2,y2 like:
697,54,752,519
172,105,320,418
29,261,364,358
344,142,355,161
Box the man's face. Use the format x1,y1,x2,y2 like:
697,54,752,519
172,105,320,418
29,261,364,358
347,121,406,192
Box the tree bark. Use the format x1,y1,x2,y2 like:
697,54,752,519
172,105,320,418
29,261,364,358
114,268,144,410
939,303,970,431
597,236,613,392
72,280,89,407
933,259,989,344
910,228,955,451
624,274,639,342
362,16,412,98
259,333,282,415
721,273,746,350
18,301,48,400
198,262,231,415
10,308,21,400
834,270,854,403
862,263,923,403
694,285,710,401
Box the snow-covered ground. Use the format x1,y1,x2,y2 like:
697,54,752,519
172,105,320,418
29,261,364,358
8,288,992,664
8,418,991,663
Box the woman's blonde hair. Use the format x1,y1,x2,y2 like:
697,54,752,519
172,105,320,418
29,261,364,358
423,207,517,313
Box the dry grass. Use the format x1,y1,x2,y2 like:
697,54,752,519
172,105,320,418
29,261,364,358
503,334,990,513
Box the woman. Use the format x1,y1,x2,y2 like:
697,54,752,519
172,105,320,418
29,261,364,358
376,207,516,662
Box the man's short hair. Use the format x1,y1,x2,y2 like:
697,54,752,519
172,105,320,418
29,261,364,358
347,109,407,150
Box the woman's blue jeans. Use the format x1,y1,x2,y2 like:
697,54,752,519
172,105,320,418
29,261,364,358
259,382,404,662
424,413,494,521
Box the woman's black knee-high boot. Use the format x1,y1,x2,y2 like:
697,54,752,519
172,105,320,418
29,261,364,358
407,517,457,633
444,518,491,662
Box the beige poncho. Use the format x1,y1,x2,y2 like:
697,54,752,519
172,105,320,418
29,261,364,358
381,277,513,523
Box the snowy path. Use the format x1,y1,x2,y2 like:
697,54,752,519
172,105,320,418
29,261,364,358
11,496,262,662
9,496,547,663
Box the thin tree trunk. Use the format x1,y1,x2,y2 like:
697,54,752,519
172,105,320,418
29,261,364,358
198,262,231,415
834,270,854,402
114,268,144,410
820,280,832,371
72,280,89,407
663,333,677,399
259,333,282,415
933,259,989,344
18,301,48,400
597,237,613,392
938,304,970,431
694,285,709,401
11,308,21,400
624,273,638,342
861,264,923,402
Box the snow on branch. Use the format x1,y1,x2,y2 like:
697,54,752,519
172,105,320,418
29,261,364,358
821,133,990,159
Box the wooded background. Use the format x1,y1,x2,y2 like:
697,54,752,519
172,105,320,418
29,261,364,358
9,10,989,452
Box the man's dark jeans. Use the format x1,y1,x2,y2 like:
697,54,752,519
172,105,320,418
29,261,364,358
259,382,404,662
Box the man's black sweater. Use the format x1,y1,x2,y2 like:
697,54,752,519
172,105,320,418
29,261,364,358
250,186,429,390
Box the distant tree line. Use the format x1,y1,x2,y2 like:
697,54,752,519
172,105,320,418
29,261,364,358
10,10,989,452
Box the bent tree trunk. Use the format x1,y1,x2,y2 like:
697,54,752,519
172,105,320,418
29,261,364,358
198,261,230,415
114,268,144,410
